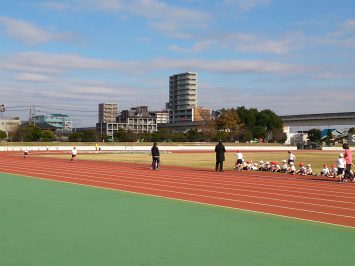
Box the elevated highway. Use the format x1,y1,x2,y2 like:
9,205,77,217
280,112,355,127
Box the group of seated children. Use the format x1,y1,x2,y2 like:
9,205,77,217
317,153,354,182
234,150,313,176
234,151,354,182
234,158,313,176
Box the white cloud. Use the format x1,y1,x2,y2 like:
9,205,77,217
38,0,209,38
199,84,355,115
223,0,272,12
14,73,53,82
0,17,75,45
0,51,306,76
343,19,355,29
169,32,304,54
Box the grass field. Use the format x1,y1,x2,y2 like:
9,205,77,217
41,150,342,173
1,172,354,266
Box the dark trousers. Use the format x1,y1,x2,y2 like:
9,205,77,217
152,156,160,170
215,161,224,172
344,164,354,179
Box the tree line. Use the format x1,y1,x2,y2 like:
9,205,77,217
0,106,287,143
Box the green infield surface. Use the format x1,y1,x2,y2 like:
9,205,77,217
1,173,354,266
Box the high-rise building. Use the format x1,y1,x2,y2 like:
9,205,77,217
168,72,197,123
98,103,118,123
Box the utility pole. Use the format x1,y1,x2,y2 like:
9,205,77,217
29,106,32,125
33,105,36,126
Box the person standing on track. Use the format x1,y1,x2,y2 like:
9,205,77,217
287,150,296,165
235,150,243,171
151,142,160,170
71,146,78,162
23,147,29,159
343,143,354,182
215,140,226,172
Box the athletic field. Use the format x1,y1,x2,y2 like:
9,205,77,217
1,151,354,265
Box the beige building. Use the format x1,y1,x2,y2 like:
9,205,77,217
0,117,21,138
98,103,118,123
192,107,212,121
154,110,169,124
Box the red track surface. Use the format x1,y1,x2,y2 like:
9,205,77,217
1,152,355,228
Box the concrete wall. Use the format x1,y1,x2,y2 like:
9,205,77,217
0,145,297,152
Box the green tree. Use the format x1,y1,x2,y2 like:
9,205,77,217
256,109,283,142
68,132,84,142
113,129,135,142
215,108,244,141
348,128,355,134
272,128,287,144
252,126,266,140
157,129,172,142
16,125,42,141
41,130,55,141
239,129,254,142
186,129,203,142
171,132,187,142
0,130,7,140
81,130,97,142
237,106,258,128
308,128,322,143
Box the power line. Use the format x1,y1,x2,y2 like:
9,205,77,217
36,105,97,113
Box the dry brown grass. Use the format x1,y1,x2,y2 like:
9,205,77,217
42,150,342,173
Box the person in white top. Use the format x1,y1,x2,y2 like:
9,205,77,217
306,164,313,175
296,163,307,176
281,160,288,173
23,147,29,159
318,164,330,176
329,164,337,178
287,151,296,165
288,162,296,175
71,146,78,161
337,153,346,182
235,150,244,171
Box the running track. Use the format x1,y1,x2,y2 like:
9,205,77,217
1,152,355,228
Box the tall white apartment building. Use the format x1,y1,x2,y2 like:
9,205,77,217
168,72,197,123
98,103,118,123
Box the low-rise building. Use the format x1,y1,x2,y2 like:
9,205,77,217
34,114,72,132
0,117,21,138
119,106,157,133
153,110,169,124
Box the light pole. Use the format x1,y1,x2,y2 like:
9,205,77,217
0,104,5,118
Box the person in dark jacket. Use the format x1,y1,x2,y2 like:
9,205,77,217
215,141,226,172
151,142,160,170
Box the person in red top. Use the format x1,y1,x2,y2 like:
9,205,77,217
343,143,354,182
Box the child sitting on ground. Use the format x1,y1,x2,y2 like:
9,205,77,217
251,163,259,171
258,161,265,171
296,163,307,176
281,160,288,173
318,164,330,176
306,164,313,175
288,162,296,175
264,162,271,171
329,164,337,178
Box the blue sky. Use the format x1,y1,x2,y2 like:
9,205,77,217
1,0,355,127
